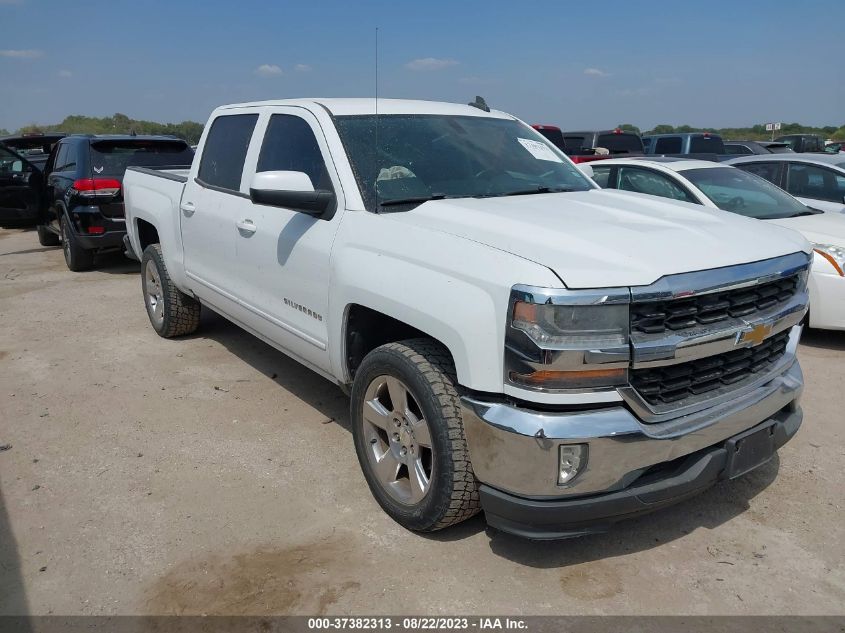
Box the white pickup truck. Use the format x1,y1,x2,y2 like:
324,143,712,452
124,98,811,539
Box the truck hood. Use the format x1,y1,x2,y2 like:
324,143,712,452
767,211,845,248
386,189,810,288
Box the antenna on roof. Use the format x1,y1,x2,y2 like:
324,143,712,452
374,26,379,159
468,95,490,112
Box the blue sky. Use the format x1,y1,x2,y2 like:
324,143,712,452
1,0,843,131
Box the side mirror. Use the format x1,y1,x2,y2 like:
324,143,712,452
577,164,595,179
249,171,334,216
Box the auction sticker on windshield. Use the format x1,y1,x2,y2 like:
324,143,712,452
517,138,563,162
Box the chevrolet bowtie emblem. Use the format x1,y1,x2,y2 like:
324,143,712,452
738,323,773,346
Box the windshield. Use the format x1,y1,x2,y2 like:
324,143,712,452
682,167,810,219
89,140,194,178
334,115,593,211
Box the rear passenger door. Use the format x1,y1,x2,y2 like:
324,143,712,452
784,162,845,212
181,112,260,314
232,107,344,373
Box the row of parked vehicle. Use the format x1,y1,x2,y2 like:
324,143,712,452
0,98,837,539
0,131,194,269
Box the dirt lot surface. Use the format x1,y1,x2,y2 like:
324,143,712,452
0,226,843,616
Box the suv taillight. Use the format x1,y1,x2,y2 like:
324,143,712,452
72,178,121,197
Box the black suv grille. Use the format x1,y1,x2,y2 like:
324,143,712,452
631,274,800,334
630,329,790,405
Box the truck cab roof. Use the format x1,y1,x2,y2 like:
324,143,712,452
217,98,514,119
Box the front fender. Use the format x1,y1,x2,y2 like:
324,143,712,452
328,211,562,392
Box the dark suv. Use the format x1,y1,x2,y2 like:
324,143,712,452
774,134,825,153
37,135,194,271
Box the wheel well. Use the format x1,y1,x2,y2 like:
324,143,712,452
136,218,160,252
345,305,447,380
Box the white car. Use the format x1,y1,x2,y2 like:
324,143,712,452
585,158,845,330
122,99,810,538
725,153,845,214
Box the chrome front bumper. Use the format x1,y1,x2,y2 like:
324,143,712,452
462,337,804,500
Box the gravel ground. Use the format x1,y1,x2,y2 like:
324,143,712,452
0,226,843,616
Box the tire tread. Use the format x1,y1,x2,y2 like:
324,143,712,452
142,244,200,337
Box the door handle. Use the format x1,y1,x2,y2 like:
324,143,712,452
236,219,256,235
180,202,196,216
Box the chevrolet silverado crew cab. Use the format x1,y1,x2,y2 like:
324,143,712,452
124,99,810,539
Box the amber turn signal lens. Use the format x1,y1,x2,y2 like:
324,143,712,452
512,300,537,323
508,368,627,390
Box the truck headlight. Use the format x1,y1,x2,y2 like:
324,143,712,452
813,244,845,277
506,286,631,392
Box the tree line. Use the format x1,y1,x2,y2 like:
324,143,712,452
1,114,204,144
617,122,845,140
3,114,844,144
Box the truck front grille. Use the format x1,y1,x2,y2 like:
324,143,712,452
630,329,790,405
630,274,800,334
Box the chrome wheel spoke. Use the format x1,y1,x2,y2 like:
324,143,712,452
385,376,408,416
373,448,401,484
363,398,393,431
408,458,429,504
409,414,432,448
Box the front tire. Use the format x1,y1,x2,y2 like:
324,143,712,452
61,216,94,271
350,338,480,532
141,244,201,337
37,224,59,246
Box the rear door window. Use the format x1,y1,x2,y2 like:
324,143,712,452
786,163,845,202
734,161,782,186
89,140,194,178
198,114,259,191
725,145,752,155
654,137,682,154
617,166,697,203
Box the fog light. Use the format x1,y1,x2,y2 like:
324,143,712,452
558,444,588,485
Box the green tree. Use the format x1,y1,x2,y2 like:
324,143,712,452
648,124,675,134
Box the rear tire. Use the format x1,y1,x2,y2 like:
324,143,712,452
350,338,480,532
141,243,200,337
37,224,59,246
61,215,94,271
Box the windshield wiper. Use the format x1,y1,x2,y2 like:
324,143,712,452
378,193,449,207
475,186,578,199
788,208,824,217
